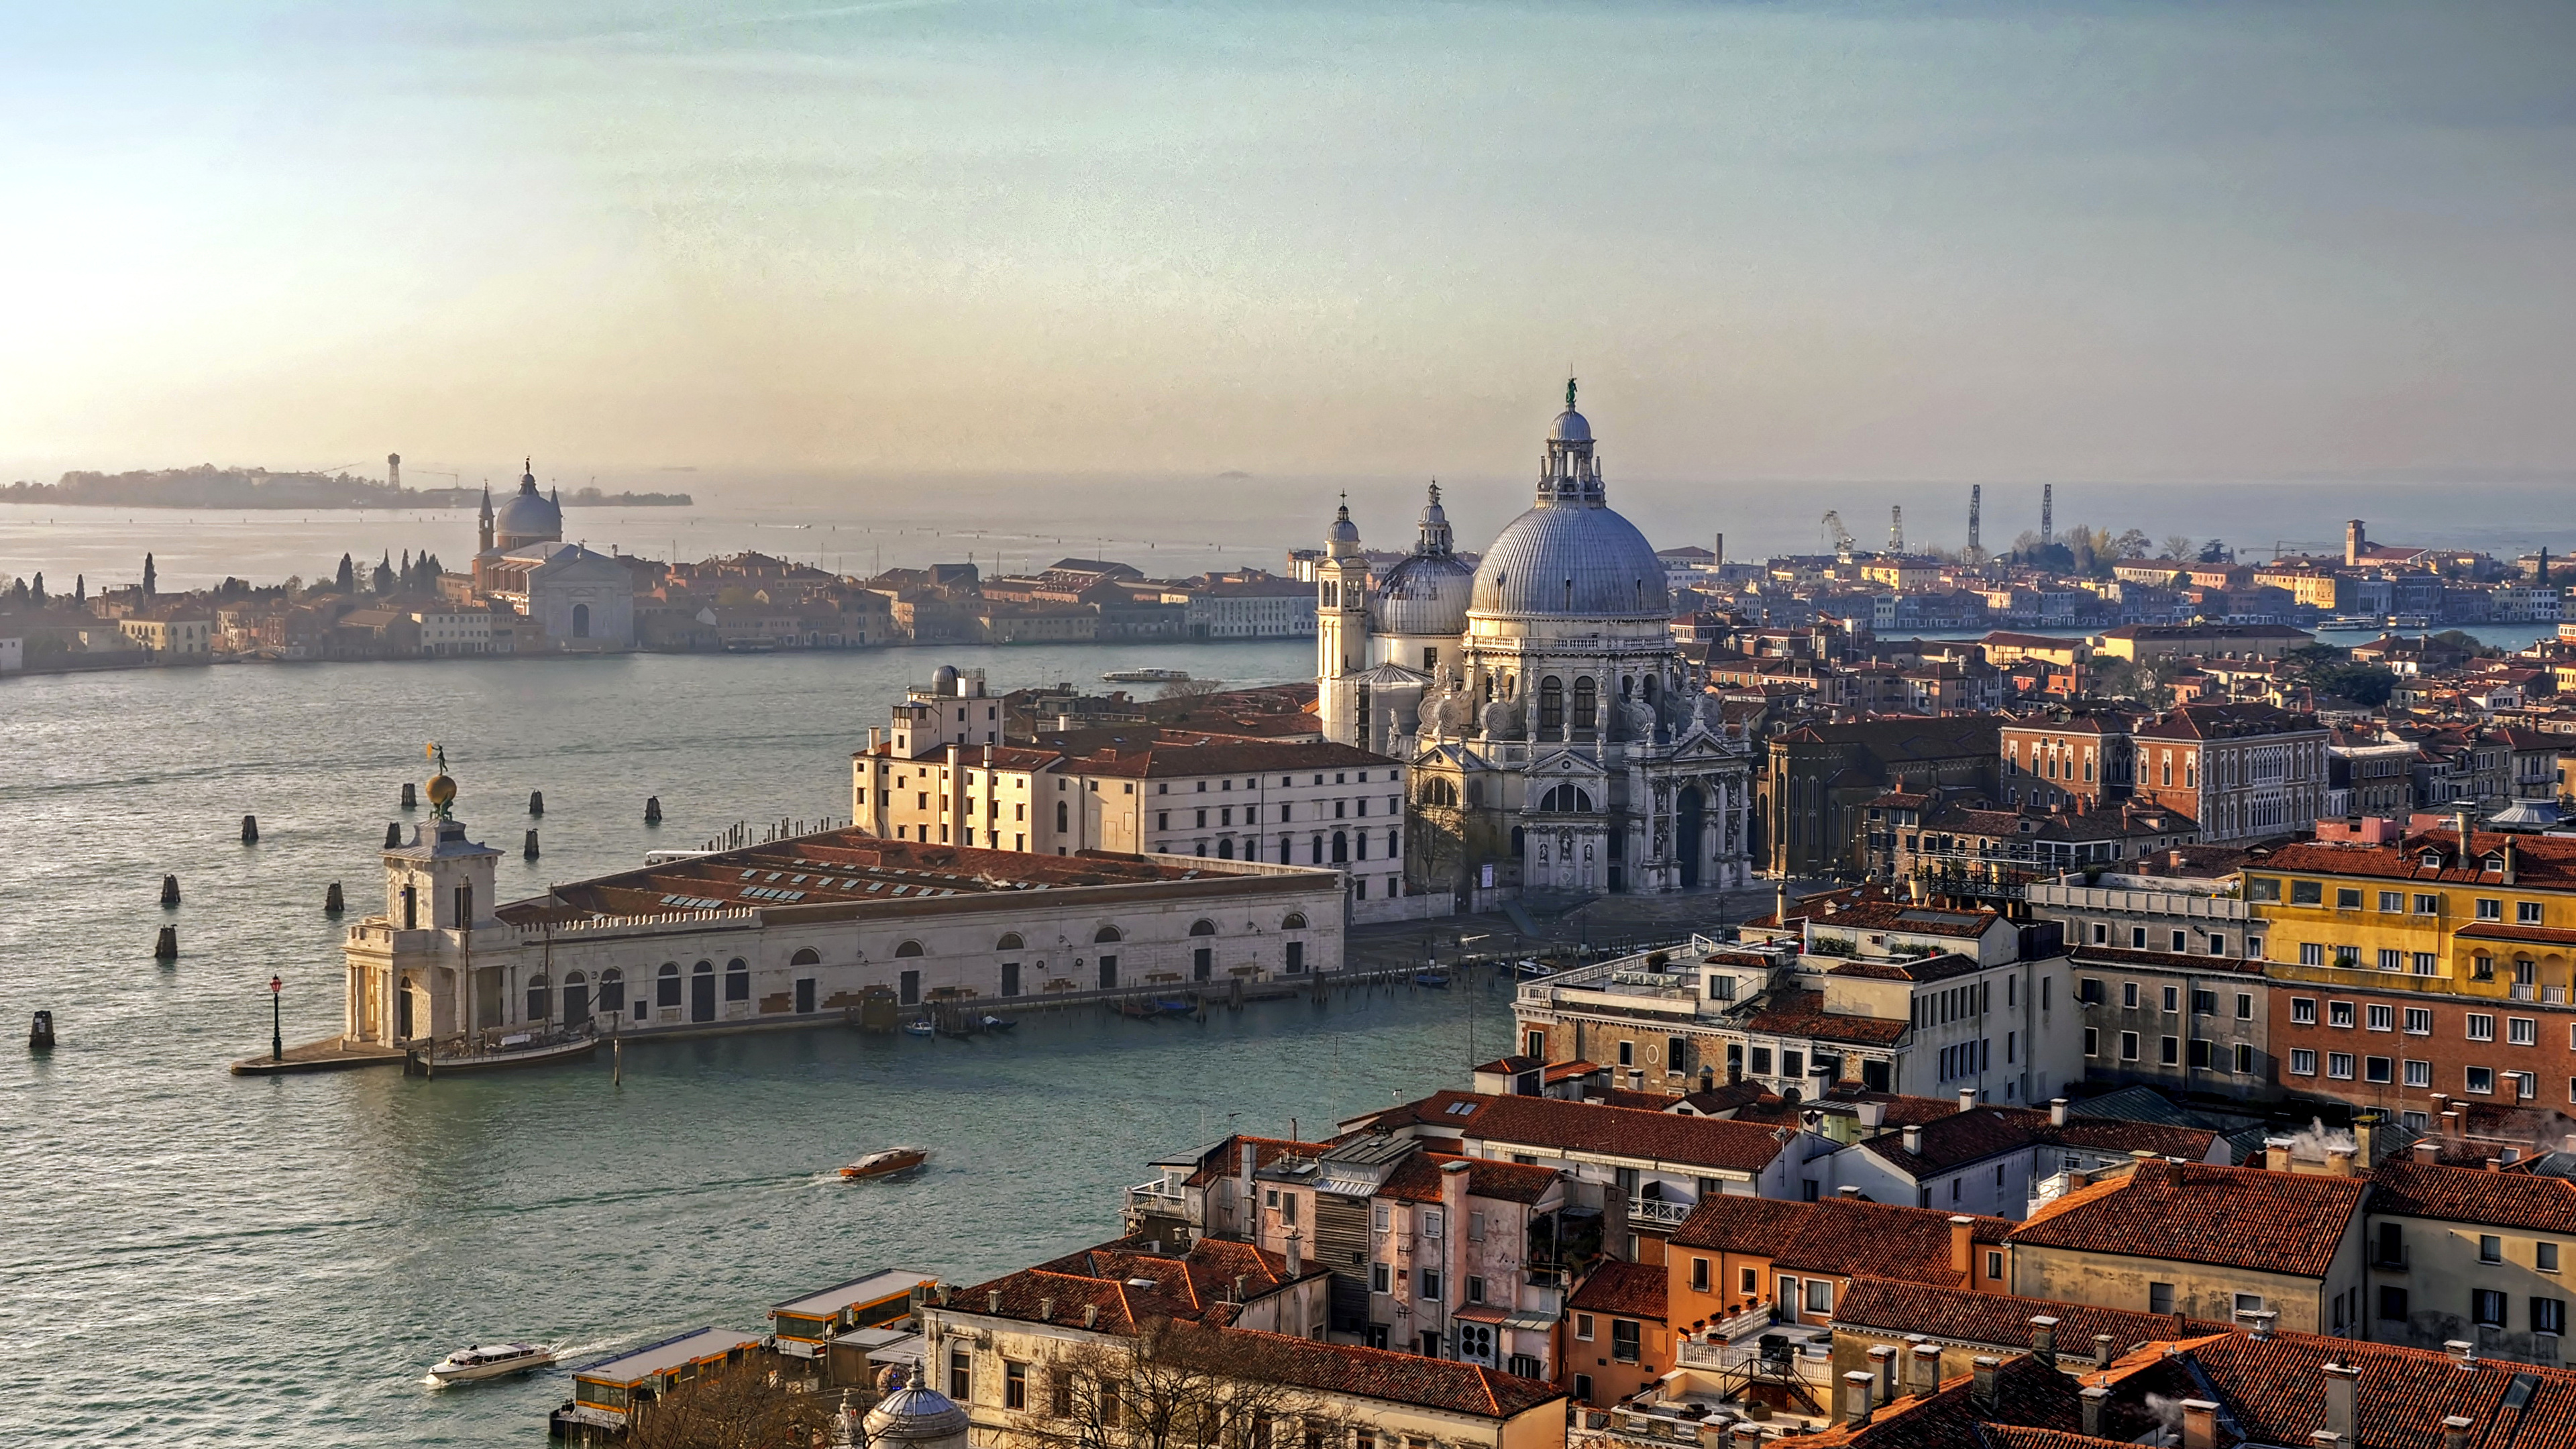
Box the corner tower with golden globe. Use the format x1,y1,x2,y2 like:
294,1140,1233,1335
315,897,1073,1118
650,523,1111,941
343,744,504,1047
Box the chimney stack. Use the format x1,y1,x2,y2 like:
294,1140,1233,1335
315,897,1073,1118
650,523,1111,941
1867,1344,1898,1405
1911,1342,1943,1398
1949,1216,1976,1281
988,1289,1003,1313
1960,1087,1979,1115
1084,1304,1100,1328
1842,1371,1876,1426
2323,1362,2359,1446
2265,1136,2293,1173
2327,1147,2355,1178
1839,1184,1862,1199
2029,1316,2059,1368
1903,1124,1925,1154
2049,1097,2068,1127
1970,1356,2000,1412
1039,1297,1056,1322
2093,1333,2115,1368
2447,1339,2478,1371
2179,1399,2220,1449
1285,1230,1303,1276
2444,1417,2476,1449
2416,1140,2441,1164
2081,1385,2111,1438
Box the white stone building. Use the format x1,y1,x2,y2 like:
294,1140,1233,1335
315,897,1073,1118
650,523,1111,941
1316,388,1756,902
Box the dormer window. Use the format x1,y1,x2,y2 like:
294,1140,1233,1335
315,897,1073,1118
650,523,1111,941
2484,855,2506,873
2422,851,2445,868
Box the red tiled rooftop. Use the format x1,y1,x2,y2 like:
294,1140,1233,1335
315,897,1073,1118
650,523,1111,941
2007,1160,2365,1279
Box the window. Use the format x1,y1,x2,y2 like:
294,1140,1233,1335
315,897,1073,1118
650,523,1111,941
2233,1293,2265,1316
2237,993,2253,1020
2290,1049,2318,1076
2514,1018,2540,1046
2522,902,2546,925
2299,943,2325,967
2328,1053,2355,1080
2478,898,2504,921
2292,880,2322,905
2405,1007,2433,1035
1986,1250,2003,1280
1691,1258,1710,1293
2379,949,2405,972
2329,1001,2355,1028
2161,985,2180,1013
2121,1032,2140,1062
2540,1298,2569,1336
2149,1283,2175,1314
2235,1043,2256,1074
2084,1027,2100,1057
2291,998,2318,1025
2123,982,2140,1010
2544,1243,2563,1274
2379,1286,2410,1321
1370,1262,1391,1293
1805,1279,1834,1315
2475,1289,2508,1328
1611,1320,1641,1362
2379,891,2404,912
1420,1269,1442,1299
2416,894,2440,914
2337,888,2363,910
2469,1014,2496,1042
2366,1056,2393,1084
2368,1004,2394,1032
2247,877,2282,902
1422,1208,1442,1238
2413,953,2438,975
1004,1360,1028,1410
2405,1059,2432,1087
2192,989,2216,1016
2161,1036,2180,1066
2469,1066,2497,1095
949,1350,971,1401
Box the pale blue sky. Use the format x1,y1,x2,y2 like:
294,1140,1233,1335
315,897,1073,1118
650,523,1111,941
3,1,2571,488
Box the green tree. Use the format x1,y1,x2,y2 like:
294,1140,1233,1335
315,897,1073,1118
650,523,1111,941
335,553,356,594
142,552,157,596
2112,529,2152,559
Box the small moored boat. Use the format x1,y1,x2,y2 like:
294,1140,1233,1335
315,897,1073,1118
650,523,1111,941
902,1018,936,1037
1413,971,1452,989
979,1015,1017,1031
840,1146,930,1180
431,1342,555,1384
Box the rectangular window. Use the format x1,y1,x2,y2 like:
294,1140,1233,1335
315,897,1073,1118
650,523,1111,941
2337,888,2363,910
2416,894,2440,914
1420,1269,1442,1300
2292,998,2318,1025
2193,989,2216,1016
2414,952,2438,975
1422,1208,1443,1239
2161,985,2180,1013
2290,1049,2318,1076
2513,1018,2540,1046
2084,1027,2100,1057
950,1351,971,1401
1805,1279,1834,1315
1371,1263,1390,1293
1574,1311,1592,1340
2235,1042,2255,1075
2150,1282,2175,1314
2237,993,2254,1020
2248,876,2282,902
2379,949,2404,972
2469,1066,2497,1095
2328,1053,2355,1080
2119,981,2139,1009
1690,1259,1709,1293
2539,1298,2568,1335
2543,1244,2561,1273
2161,1036,2180,1066
2475,1289,2508,1327
2405,1059,2432,1088
2292,880,2323,905
2368,1004,2394,1032
2379,1285,2410,1321
2478,899,2504,921
1004,1360,1028,1411
1611,1320,1641,1362
2366,1056,2393,1084
2406,1007,2433,1035
2469,1014,2496,1042
2522,903,2546,925
2121,1031,2141,1061
2329,1001,2356,1028
2379,891,2405,912
2300,943,2325,967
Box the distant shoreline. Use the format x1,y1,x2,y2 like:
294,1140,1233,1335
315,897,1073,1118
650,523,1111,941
0,496,693,511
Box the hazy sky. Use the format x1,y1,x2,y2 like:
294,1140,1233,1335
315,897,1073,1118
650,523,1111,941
5,1,2573,487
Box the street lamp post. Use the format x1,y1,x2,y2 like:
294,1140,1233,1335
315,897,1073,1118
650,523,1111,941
270,975,284,1063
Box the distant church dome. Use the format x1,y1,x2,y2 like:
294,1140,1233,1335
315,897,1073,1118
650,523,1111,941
865,1377,971,1449
492,460,563,549
1374,482,1474,637
1326,503,1360,549
1470,388,1669,619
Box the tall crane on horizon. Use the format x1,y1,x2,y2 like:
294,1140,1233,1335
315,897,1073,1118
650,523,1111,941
2041,484,2055,547
1821,510,1855,557
1968,484,1982,561
1888,506,1904,554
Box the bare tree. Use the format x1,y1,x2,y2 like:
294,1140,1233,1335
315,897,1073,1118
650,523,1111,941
1157,678,1227,700
1019,1321,1360,1449
2161,534,2198,563
626,1360,851,1449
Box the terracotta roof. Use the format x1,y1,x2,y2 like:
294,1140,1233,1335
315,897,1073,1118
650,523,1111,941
1019,1236,1301,1323
2132,701,2323,742
2063,945,2266,977
1567,1260,1666,1320
2258,828,2576,889
2457,922,2576,947
1670,1195,2006,1286
1856,1106,2221,1179
1375,1151,1564,1206
1382,1091,1798,1175
1831,1277,2231,1355
1776,1352,2084,1447
1071,740,1397,779
1219,1328,1564,1418
1804,901,2002,938
1470,1055,1541,1075
1828,953,1986,982
2006,1160,2365,1279
2369,1159,2576,1235
1174,1134,1337,1189
1738,989,1910,1047
2098,1327,2576,1449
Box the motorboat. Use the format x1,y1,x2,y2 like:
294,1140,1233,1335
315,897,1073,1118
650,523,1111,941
1155,999,1197,1015
902,1018,936,1037
840,1146,930,1180
1413,971,1452,989
2317,615,2377,632
979,1015,1018,1031
431,1342,556,1384
1102,667,1191,683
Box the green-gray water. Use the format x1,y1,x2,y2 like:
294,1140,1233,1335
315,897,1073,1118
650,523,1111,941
0,643,1511,1444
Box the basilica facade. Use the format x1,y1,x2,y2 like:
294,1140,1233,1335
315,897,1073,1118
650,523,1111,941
1316,388,1756,901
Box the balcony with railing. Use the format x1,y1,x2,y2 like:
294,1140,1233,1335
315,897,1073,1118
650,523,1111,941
1627,1195,1697,1228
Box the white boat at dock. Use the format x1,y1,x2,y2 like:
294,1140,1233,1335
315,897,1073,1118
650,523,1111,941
431,1342,555,1383
411,1026,598,1075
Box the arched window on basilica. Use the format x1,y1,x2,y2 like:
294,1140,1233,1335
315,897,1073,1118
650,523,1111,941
1421,777,1459,808
1538,677,1564,733
1538,784,1595,812
1572,677,1597,731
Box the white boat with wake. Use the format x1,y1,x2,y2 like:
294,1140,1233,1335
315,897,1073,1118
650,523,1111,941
430,1342,556,1384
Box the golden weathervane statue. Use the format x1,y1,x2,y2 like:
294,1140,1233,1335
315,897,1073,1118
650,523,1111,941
424,742,458,821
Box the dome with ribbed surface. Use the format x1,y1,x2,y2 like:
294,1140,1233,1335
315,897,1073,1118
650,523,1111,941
1470,503,1669,618
865,1382,971,1445
492,464,561,548
1548,409,1591,443
1375,551,1477,636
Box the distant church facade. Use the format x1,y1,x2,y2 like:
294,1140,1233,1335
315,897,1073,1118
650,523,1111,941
1316,388,1756,901
472,463,637,649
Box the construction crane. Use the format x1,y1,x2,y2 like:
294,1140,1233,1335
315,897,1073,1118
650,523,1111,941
2041,484,2055,546
1821,510,1855,556
1968,484,1982,561
1888,505,1904,554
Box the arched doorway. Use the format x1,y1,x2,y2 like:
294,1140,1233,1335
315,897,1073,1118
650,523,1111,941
571,602,590,639
1677,786,1705,890
690,961,716,1022
562,971,588,1024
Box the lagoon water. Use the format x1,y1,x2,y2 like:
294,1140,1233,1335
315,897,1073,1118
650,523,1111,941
0,641,1516,1445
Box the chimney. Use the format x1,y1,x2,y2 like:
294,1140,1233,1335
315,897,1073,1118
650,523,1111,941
1083,1304,1100,1328
1905,1342,1941,1397
1842,1371,1876,1426
1234,1273,1249,1303
2093,1333,2115,1368
2487,1158,2504,1173
2244,1310,2277,1340
2443,1110,2464,1143
2447,1338,2478,1371
1856,1099,1886,1130
2080,1385,2111,1437
1285,1230,1303,1276
1867,1344,1898,1405
1949,1216,1976,1281
1839,1184,1862,1199
2504,836,2517,887
2049,1097,2068,1127
988,1289,1003,1313
2444,1417,2476,1449
2323,1362,2358,1446
2182,1399,2220,1449
2416,1140,2441,1164
1959,1087,1979,1114
1039,1296,1056,1322
1240,1140,1257,1232
1729,1428,1764,1448
2326,1147,2355,1178
2029,1316,2059,1368
2265,1137,2294,1173
1903,1124,1925,1154
1970,1356,2000,1411
2312,1435,2347,1449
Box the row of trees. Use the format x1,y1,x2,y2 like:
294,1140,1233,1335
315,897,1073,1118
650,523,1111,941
2002,527,2229,574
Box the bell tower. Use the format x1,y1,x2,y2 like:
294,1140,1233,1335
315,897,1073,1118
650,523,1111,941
1316,499,1370,746
372,746,504,1045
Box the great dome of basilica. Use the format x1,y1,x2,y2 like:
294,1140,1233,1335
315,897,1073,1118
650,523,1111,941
1467,402,1669,620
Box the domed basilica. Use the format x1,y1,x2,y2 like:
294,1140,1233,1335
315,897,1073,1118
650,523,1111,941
1318,386,1754,900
